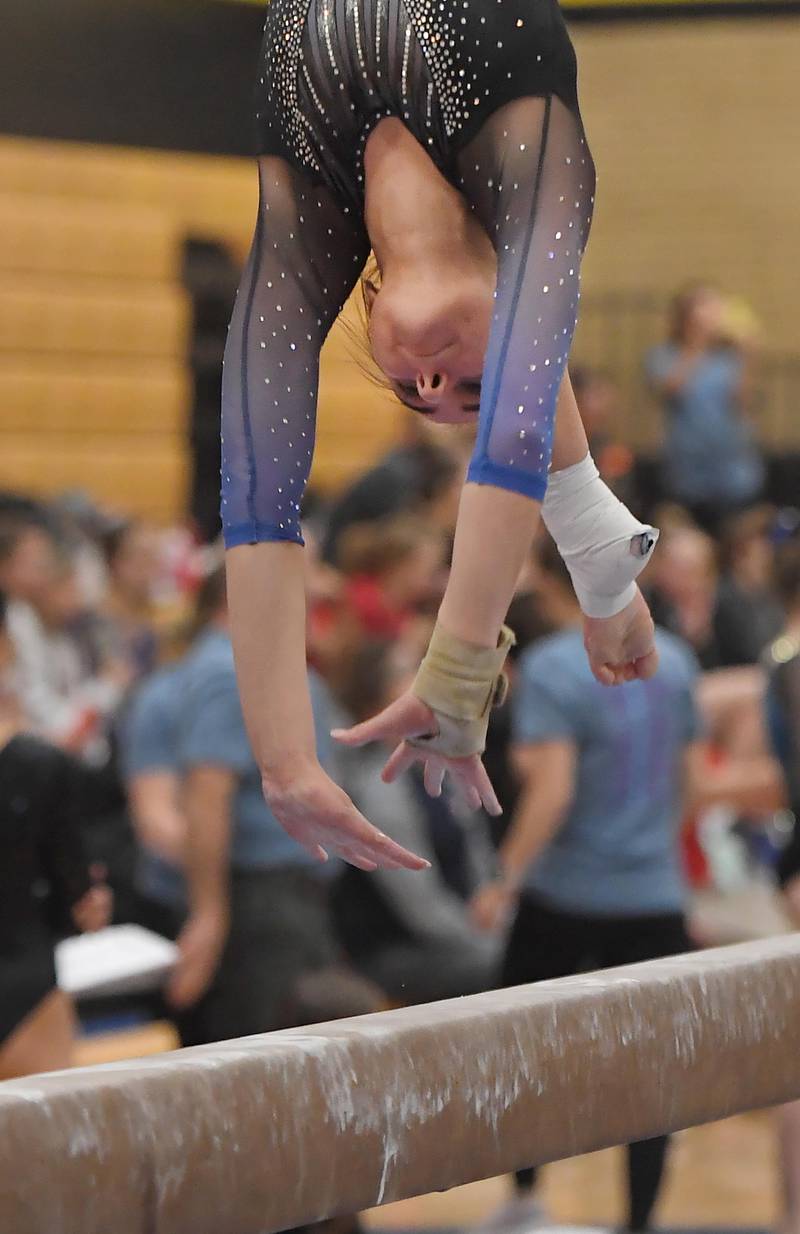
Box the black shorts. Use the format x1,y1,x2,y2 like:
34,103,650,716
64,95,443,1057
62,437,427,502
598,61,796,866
501,893,692,990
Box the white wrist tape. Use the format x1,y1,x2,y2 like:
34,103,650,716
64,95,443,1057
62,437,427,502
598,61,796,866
542,454,659,619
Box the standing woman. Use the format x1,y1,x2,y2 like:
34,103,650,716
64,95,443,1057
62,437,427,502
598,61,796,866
646,284,764,533
223,0,659,869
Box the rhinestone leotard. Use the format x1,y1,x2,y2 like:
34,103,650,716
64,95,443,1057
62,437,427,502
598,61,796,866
221,0,595,547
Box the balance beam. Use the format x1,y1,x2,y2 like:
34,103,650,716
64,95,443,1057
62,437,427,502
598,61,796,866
2,936,800,1234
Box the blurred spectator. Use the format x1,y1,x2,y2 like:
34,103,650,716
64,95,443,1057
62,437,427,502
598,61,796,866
322,420,466,565
331,640,499,1003
646,525,781,804
97,519,160,680
645,525,723,669
125,563,350,1046
0,500,63,607
329,515,445,642
571,366,636,506
0,587,111,1081
7,543,130,756
472,537,702,1233
645,284,764,532
714,506,784,668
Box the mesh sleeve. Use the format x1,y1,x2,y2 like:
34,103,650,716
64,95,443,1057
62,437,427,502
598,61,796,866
221,158,370,547
457,94,595,501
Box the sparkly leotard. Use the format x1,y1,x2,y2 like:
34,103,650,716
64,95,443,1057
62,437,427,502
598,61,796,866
221,0,595,547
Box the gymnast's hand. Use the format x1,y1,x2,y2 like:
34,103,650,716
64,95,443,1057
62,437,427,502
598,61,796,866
582,586,659,687
263,760,431,871
333,694,503,816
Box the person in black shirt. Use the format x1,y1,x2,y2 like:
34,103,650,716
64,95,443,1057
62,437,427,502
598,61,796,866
0,588,110,1079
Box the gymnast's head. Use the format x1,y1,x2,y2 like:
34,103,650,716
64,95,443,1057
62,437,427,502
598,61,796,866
360,254,494,425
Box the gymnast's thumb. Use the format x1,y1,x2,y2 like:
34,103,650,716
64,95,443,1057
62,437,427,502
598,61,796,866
332,698,405,747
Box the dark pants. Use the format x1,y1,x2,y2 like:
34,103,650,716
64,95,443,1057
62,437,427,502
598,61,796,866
501,894,693,1232
137,866,339,1047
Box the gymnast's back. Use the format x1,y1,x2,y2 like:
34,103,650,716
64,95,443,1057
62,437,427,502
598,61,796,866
254,0,580,206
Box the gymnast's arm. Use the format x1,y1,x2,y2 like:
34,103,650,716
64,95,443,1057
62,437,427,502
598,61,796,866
221,159,427,871
441,99,655,674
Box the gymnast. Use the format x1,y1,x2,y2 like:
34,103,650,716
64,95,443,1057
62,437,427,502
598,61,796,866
223,0,659,871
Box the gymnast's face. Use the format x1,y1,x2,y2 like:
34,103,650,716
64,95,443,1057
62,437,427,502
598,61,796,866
365,269,493,424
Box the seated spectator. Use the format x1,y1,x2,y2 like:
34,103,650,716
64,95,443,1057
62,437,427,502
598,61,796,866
97,518,160,680
331,641,499,1004
124,563,347,1046
646,526,781,786
7,543,130,756
471,536,703,1233
0,587,111,1081
645,525,723,669
645,283,764,533
714,506,783,667
0,500,63,609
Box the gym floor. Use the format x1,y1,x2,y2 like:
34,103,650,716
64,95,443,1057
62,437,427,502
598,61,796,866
365,1113,779,1231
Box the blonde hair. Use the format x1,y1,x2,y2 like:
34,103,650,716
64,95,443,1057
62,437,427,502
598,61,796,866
339,256,397,395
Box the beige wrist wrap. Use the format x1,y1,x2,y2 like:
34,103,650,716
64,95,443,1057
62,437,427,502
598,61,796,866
411,623,516,758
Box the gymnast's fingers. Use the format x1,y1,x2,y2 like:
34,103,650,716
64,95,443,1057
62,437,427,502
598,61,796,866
588,655,616,687
381,741,417,784
338,801,430,870
423,757,446,798
447,766,482,811
471,760,503,817
635,646,660,680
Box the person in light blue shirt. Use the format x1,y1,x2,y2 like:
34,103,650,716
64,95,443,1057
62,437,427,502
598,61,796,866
645,284,763,531
472,536,703,1233
511,624,698,919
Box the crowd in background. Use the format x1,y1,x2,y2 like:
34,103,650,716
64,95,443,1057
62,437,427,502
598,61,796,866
2,282,800,1230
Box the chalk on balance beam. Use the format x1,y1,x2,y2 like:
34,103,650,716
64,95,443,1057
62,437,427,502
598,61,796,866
2,936,800,1234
